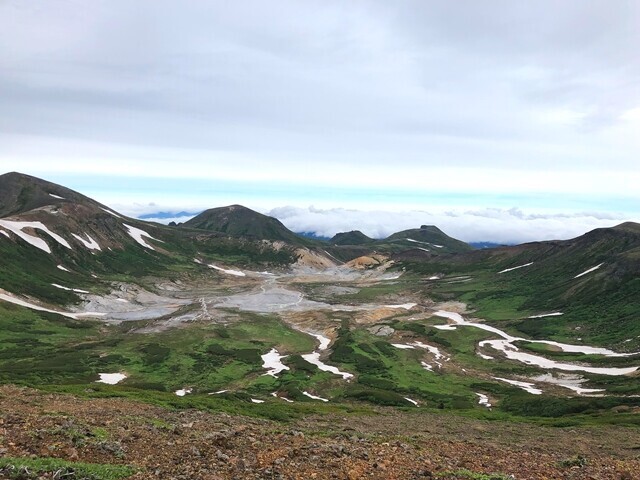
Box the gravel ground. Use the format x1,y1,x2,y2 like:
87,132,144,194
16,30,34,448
1,386,639,480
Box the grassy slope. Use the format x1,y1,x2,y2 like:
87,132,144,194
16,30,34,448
398,228,640,349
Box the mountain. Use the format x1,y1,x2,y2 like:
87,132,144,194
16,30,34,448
382,225,473,254
0,173,299,304
1,172,640,433
330,230,373,245
182,204,312,245
399,221,640,346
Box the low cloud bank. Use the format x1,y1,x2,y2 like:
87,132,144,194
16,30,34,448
267,206,633,244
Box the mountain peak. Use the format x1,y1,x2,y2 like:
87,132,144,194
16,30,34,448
0,171,85,217
611,221,640,234
330,230,373,245
182,204,308,244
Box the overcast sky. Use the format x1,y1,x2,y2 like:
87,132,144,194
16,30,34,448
1,1,639,242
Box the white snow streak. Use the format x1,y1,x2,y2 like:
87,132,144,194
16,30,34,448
208,264,246,277
574,263,604,278
498,262,533,274
301,332,353,379
71,232,101,251
123,223,161,250
97,373,126,384
0,220,71,253
302,391,329,402
261,348,290,377
100,207,122,218
494,377,543,395
476,393,492,408
0,292,105,319
528,312,563,318
51,283,89,294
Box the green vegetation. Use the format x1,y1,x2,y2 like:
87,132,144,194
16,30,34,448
0,457,135,480
436,469,513,480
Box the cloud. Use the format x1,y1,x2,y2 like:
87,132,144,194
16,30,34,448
0,1,639,217
141,215,197,225
267,206,633,244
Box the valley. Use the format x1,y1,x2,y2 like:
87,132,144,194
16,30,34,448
1,172,639,479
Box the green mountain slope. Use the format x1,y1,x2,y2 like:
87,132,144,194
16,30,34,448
0,174,297,305
330,230,374,245
400,222,640,347
182,205,313,245
383,225,474,254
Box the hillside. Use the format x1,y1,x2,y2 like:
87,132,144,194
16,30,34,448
182,204,313,245
0,173,299,306
384,225,474,254
399,222,640,347
330,230,374,245
1,172,639,457
2,385,639,480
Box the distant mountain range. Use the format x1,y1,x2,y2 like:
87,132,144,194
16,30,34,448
1,171,640,349
1,171,640,417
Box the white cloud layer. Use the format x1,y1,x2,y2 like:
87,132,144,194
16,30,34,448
267,206,633,244
1,1,639,221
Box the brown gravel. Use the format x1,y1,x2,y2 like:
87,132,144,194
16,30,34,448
1,385,639,479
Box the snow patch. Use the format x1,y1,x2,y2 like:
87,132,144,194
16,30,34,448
71,233,101,251
302,351,353,379
476,393,491,408
100,207,122,218
301,332,353,379
435,309,639,375
0,230,9,238
404,397,419,406
0,220,71,253
574,263,604,278
51,283,89,294
175,388,192,397
528,312,563,319
208,264,246,277
251,398,265,404
302,391,329,402
494,377,542,395
97,373,126,385
0,292,105,319
49,193,65,200
434,324,457,330
57,265,70,272
391,344,415,350
531,374,605,395
498,262,533,274
123,223,161,250
208,390,229,395
271,392,294,403
261,348,290,377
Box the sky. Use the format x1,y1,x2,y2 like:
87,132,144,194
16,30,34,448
1,0,639,243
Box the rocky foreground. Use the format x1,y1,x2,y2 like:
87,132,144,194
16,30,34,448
0,386,639,480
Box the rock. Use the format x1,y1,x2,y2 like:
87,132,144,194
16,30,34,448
368,325,395,336
216,450,229,462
